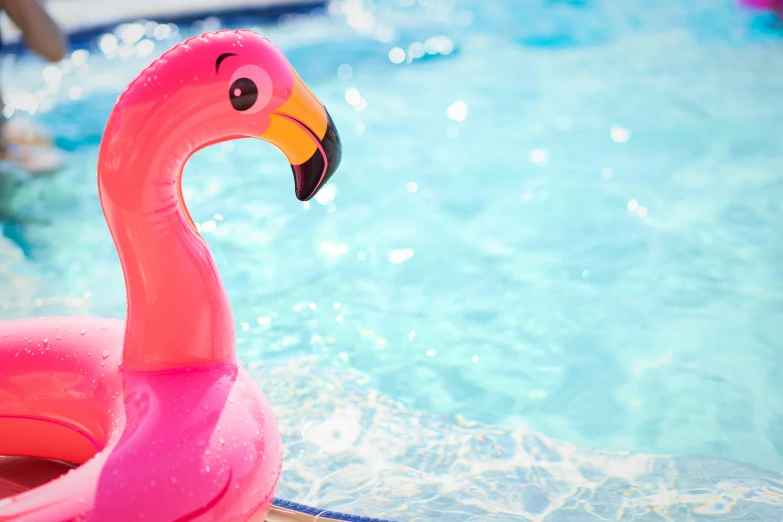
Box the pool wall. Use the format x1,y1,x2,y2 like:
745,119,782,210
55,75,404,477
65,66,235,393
0,0,326,55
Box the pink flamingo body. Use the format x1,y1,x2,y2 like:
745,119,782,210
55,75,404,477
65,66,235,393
0,30,341,522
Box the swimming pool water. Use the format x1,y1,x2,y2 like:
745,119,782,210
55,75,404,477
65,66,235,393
2,0,783,519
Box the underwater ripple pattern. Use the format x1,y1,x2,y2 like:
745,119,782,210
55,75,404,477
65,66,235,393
264,359,783,521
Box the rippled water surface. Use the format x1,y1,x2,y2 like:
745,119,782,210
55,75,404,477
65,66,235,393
2,0,783,519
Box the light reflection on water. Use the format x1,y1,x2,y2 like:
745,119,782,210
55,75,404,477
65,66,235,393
267,358,783,521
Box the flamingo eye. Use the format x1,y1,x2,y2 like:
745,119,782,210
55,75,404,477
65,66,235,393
230,77,257,111
228,64,272,114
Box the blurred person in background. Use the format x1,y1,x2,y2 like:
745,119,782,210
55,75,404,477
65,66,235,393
0,0,67,251
1,0,66,175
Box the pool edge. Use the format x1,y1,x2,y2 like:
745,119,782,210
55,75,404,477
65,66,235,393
1,0,326,54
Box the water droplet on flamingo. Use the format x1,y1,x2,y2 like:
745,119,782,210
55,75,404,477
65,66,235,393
80,329,87,335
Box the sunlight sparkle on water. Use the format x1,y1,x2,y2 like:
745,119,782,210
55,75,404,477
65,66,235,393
388,248,414,264
70,49,89,66
611,125,630,143
529,149,549,166
337,64,353,79
388,47,405,64
447,100,468,121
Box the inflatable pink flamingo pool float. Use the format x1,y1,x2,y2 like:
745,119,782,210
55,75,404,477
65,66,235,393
0,30,344,521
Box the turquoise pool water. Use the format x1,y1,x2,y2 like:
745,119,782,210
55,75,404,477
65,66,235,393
2,0,783,519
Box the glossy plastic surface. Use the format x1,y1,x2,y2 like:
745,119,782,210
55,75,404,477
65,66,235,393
99,29,340,373
0,30,341,521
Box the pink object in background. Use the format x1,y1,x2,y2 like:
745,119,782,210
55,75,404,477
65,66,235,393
739,0,783,11
0,29,341,521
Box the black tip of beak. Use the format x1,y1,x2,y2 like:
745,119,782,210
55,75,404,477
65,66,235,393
293,109,342,202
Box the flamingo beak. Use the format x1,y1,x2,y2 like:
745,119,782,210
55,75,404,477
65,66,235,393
260,73,342,201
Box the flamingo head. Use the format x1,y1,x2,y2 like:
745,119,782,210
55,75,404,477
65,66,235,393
117,30,342,202
214,31,342,201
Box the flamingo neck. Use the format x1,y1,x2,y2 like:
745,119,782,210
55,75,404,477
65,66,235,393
98,125,236,373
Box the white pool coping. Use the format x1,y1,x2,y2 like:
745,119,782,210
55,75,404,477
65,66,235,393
2,0,319,44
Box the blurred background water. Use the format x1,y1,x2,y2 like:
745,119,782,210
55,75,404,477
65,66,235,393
1,0,783,519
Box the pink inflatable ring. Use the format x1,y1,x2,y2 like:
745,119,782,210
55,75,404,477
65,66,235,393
0,30,341,522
